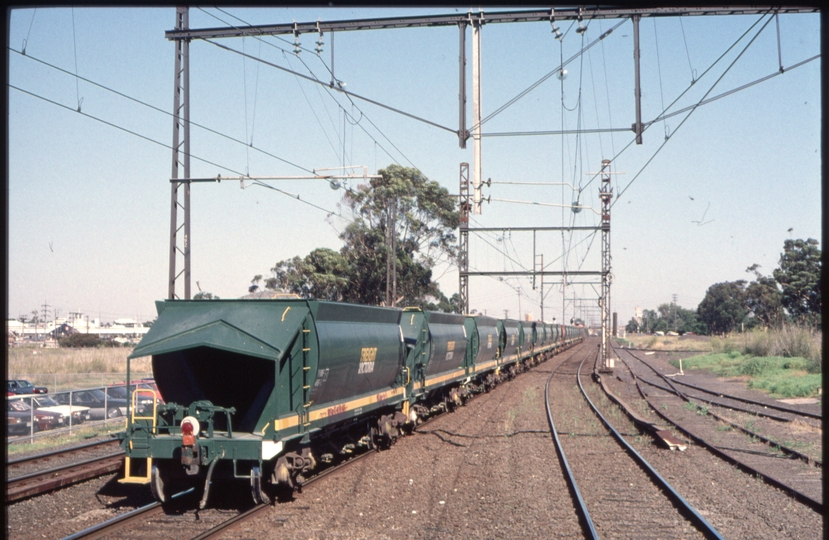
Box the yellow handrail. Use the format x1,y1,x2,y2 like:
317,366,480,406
119,388,158,484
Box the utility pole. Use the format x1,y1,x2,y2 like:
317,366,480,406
540,254,544,322
672,293,678,330
471,13,482,215
40,302,51,341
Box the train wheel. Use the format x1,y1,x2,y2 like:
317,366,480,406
151,462,193,503
151,463,171,503
251,465,271,505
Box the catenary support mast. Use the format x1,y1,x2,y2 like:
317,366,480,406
599,159,614,371
168,6,191,300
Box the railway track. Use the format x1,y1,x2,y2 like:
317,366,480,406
610,344,822,512
621,346,821,422
7,439,124,503
616,346,822,466
545,343,722,539
59,399,499,539
57,344,578,539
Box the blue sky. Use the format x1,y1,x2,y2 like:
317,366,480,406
6,7,821,327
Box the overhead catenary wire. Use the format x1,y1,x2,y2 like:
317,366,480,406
8,83,346,220
202,6,344,160
201,7,429,186
578,11,776,197
615,12,777,203
204,38,457,136
21,7,37,55
470,19,624,132
653,18,670,140
678,17,697,83
194,8,458,269
282,48,343,161
8,47,315,175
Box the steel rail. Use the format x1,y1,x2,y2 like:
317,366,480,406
614,347,823,420
633,375,821,467
7,438,119,466
619,348,823,468
8,451,125,484
622,347,821,420
669,375,821,419
577,355,726,540
7,453,125,503
614,352,823,514
545,348,600,540
670,374,822,418
62,489,194,540
190,503,271,540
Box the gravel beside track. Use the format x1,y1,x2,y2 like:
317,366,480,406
5,474,155,539
212,345,587,539
612,347,823,508
599,348,822,539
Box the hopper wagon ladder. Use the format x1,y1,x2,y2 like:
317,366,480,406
120,388,159,484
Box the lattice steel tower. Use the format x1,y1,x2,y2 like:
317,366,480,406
599,159,613,371
168,7,191,300
458,162,470,314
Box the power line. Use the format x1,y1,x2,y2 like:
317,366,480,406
616,13,776,202
578,12,775,198
470,20,625,132
197,8,428,184
9,47,314,175
204,38,457,135
8,83,343,218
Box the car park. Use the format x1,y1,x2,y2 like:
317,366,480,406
52,388,133,420
15,394,88,425
7,399,61,431
7,380,48,395
107,381,164,411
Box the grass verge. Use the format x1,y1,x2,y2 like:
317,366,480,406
8,346,153,391
7,420,124,457
669,352,822,399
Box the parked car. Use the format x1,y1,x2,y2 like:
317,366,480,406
16,394,88,425
106,382,164,411
52,389,133,420
7,409,33,436
7,380,48,395
7,399,61,431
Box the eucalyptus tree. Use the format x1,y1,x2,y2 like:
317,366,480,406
254,165,458,309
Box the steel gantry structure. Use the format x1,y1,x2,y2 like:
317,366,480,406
164,6,817,316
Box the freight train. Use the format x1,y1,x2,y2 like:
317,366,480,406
118,298,585,506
